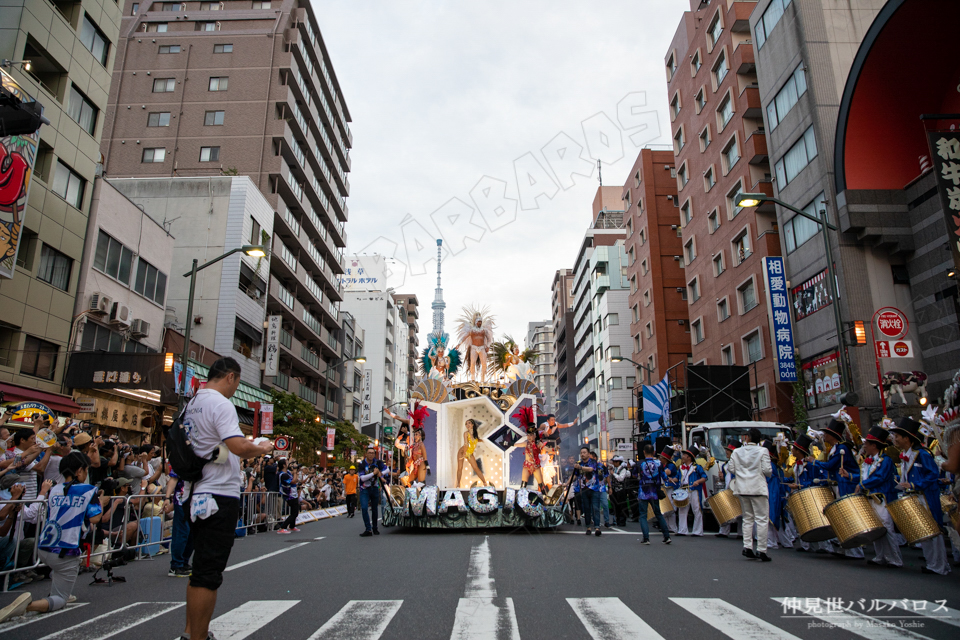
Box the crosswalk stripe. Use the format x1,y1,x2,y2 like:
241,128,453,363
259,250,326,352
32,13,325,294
879,600,960,629
36,602,184,640
172,600,300,640
307,600,402,640
0,603,87,634
671,598,802,640
451,597,520,640
224,542,311,572
772,598,933,639
567,597,664,639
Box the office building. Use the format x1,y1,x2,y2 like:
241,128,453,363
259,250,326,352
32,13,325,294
100,0,351,415
525,320,554,410
394,293,419,403
551,268,576,425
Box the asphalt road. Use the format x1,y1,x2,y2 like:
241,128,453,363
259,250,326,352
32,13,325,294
0,514,958,640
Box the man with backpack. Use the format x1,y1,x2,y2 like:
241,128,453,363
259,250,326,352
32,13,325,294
174,358,273,640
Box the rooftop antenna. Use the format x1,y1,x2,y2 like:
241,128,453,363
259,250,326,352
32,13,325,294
598,159,602,186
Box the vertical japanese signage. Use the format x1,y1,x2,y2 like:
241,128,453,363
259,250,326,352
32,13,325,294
361,369,372,424
260,403,274,435
326,427,336,450
0,69,41,280
928,131,960,273
762,257,798,382
264,315,281,376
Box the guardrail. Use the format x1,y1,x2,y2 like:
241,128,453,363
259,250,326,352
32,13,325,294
0,497,48,592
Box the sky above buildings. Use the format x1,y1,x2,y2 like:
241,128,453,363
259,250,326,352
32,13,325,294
320,0,689,346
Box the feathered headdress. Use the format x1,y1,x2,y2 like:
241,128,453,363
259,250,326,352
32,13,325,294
456,304,495,347
408,401,429,430
512,405,536,431
936,406,960,429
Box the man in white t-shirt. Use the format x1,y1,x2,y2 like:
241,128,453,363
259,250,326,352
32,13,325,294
180,358,273,640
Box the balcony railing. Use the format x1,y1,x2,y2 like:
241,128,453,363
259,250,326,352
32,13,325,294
298,383,318,405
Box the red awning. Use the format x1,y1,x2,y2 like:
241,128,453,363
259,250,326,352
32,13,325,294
0,382,83,414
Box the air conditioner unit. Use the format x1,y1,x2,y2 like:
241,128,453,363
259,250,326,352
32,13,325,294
130,319,150,338
89,292,112,315
110,302,131,328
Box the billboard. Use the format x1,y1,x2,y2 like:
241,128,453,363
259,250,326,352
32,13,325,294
342,255,388,292
0,69,41,279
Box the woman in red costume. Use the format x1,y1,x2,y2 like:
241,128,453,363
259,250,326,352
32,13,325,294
514,406,547,493
386,402,430,487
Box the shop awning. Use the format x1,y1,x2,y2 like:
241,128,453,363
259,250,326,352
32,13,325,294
0,382,83,414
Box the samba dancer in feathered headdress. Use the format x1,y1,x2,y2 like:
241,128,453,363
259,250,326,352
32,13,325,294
513,405,547,493
384,401,431,487
456,305,495,382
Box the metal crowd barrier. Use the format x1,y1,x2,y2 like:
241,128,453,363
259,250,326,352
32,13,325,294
0,491,285,591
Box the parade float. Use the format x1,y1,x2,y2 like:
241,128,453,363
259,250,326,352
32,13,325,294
380,300,566,530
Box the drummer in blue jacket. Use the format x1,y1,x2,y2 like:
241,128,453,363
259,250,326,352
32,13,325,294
658,447,679,534
891,417,951,575
810,419,863,558
676,447,707,536
856,425,902,568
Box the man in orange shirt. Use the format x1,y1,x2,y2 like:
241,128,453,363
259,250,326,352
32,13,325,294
343,466,358,518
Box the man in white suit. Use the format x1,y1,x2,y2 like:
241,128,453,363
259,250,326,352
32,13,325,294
727,428,773,562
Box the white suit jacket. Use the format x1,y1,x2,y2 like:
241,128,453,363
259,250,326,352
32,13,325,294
727,443,771,497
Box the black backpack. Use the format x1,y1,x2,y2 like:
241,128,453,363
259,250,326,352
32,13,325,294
164,398,214,483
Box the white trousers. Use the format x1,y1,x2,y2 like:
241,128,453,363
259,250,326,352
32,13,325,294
920,534,951,575
677,491,703,536
719,515,742,537
947,525,960,562
739,495,769,553
787,513,823,551
870,501,903,567
662,494,678,533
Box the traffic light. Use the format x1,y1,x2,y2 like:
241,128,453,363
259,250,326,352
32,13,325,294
853,321,866,345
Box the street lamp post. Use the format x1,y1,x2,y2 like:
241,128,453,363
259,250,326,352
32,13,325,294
179,245,267,409
735,193,857,404
321,355,366,423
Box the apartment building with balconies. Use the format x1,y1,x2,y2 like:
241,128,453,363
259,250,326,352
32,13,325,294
666,0,791,422
551,268,576,425
394,293,419,403
99,0,351,413
525,320,554,410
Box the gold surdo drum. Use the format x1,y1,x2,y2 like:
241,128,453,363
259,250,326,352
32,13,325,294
647,496,675,521
822,494,886,549
707,489,742,526
787,486,836,542
887,494,941,544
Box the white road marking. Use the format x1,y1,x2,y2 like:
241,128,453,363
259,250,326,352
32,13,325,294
556,530,634,535
178,600,300,640
879,600,960,629
0,603,87,633
568,597,665,639
451,536,520,640
671,598,802,640
36,602,183,640
773,598,934,639
314,536,326,541
224,542,311,571
307,600,402,640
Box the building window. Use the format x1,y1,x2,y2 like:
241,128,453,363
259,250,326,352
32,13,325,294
20,335,58,380
707,11,723,48
606,346,621,361
718,298,730,321
722,137,740,174
717,94,734,130
147,112,171,127
159,45,180,54
51,161,85,209
673,126,685,154
767,64,807,130
153,78,176,93
677,164,688,189
726,180,745,219
214,43,233,53
197,22,217,31
606,313,619,326
639,229,647,245
134,258,167,305
704,166,715,191
646,322,654,338
670,93,681,120
199,146,220,162
208,77,229,91
756,0,794,49
688,277,700,302
775,125,818,187
641,259,648,275
680,287,687,301
684,238,697,264
147,23,168,32
37,245,71,291
280,242,297,270
785,192,825,253
666,53,677,80
699,126,711,151
713,253,725,277
733,229,751,265
254,1,271,8
131,3,139,14
721,345,734,365
691,50,701,75
634,335,641,352
202,2,222,9
93,230,134,285
695,87,706,113
692,319,703,344
67,85,97,135
142,147,165,163
680,200,692,226
643,290,651,306
160,2,180,9
744,331,763,363
204,110,225,126
250,217,261,245
277,283,295,308
80,15,109,66
739,279,758,313
752,385,769,410
608,407,624,421
713,50,728,86
708,209,720,233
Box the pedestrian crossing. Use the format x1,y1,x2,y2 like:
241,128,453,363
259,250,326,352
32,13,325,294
1,596,957,639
